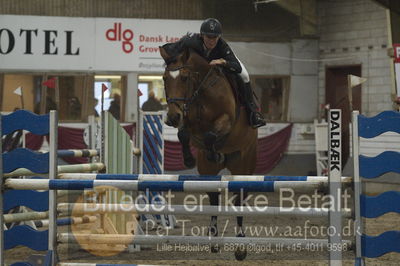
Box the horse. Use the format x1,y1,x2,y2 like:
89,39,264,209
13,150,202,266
160,47,258,260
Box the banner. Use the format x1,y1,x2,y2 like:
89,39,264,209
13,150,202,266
0,15,201,72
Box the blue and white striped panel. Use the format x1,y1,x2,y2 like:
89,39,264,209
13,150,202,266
3,148,49,174
1,110,50,136
358,111,400,138
5,225,48,251
142,114,163,174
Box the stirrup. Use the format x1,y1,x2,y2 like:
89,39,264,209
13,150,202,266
183,150,196,168
206,151,225,164
183,156,196,169
250,112,266,128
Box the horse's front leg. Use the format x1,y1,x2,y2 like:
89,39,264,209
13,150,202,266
204,132,224,163
204,114,232,163
177,127,196,168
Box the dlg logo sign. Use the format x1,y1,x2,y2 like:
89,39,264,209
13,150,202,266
106,23,134,53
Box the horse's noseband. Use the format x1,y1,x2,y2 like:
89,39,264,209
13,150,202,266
164,65,189,112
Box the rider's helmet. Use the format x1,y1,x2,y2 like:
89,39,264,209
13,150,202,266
200,18,222,37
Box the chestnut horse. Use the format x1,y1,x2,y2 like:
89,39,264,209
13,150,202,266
160,47,258,260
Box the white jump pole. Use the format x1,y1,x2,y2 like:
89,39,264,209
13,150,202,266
58,203,352,218
58,233,353,247
328,109,343,266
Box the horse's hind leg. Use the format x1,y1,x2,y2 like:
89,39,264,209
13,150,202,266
207,192,219,236
227,144,257,261
233,191,248,260
233,191,247,236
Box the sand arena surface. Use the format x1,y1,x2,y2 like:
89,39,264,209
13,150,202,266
5,191,400,265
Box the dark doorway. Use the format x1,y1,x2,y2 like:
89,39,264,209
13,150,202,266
325,65,362,166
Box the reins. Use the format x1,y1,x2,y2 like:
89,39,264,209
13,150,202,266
165,65,220,117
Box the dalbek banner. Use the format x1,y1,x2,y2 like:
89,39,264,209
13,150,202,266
0,15,201,72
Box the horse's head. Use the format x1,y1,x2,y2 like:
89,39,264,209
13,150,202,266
160,47,203,128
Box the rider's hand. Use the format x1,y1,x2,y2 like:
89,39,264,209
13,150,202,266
209,59,226,66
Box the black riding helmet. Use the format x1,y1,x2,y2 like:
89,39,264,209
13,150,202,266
200,18,222,37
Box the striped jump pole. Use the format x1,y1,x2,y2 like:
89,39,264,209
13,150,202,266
5,179,327,193
58,173,352,182
57,149,99,158
34,216,97,228
4,163,105,177
4,211,48,224
57,262,154,266
58,203,352,218
3,210,96,225
58,233,353,248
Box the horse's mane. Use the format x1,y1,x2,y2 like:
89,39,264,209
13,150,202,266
182,49,211,73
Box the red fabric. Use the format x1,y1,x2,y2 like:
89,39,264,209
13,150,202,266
25,124,136,164
55,127,88,164
42,77,57,88
164,141,197,171
26,127,88,164
25,122,292,174
102,83,108,92
122,124,135,140
164,124,293,174
25,133,45,150
254,124,293,174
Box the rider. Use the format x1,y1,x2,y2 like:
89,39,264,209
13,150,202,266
162,18,266,129
162,18,266,168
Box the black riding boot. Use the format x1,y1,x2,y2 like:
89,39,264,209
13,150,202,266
241,82,266,128
177,128,196,168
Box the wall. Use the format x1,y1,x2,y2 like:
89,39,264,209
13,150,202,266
2,74,34,111
288,39,319,122
318,0,393,116
0,0,303,42
231,39,319,122
164,123,315,155
0,0,208,20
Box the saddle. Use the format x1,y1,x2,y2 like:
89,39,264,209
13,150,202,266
220,69,245,107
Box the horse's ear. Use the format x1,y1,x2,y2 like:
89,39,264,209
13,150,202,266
159,46,170,61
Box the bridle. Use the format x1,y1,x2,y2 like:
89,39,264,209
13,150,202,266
165,64,220,117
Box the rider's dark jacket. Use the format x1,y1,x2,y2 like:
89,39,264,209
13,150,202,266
162,33,242,74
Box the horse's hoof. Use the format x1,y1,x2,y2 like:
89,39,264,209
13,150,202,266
234,248,247,261
183,156,196,169
208,226,219,253
211,245,220,253
234,232,247,261
206,151,224,164
216,153,225,164
208,225,218,237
